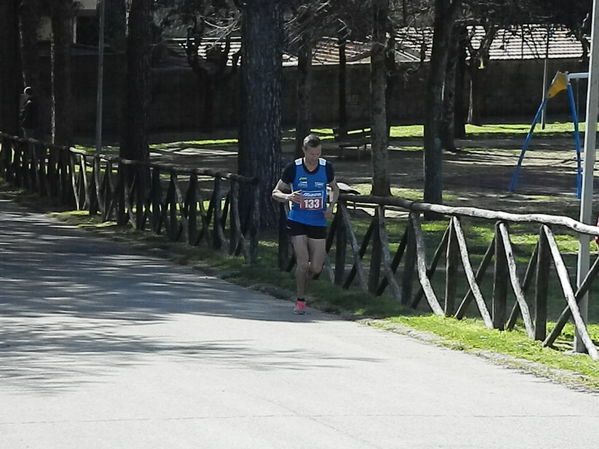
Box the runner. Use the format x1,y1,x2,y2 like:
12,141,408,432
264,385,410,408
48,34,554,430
272,134,339,314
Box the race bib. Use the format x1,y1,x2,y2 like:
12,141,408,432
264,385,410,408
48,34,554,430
300,191,324,210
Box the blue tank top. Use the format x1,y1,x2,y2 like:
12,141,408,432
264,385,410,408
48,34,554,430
288,158,329,227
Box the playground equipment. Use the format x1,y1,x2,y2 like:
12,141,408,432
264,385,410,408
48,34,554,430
509,71,587,198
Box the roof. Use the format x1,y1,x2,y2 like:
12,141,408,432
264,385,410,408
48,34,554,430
166,36,371,66
395,25,585,61
473,26,584,60
164,24,585,68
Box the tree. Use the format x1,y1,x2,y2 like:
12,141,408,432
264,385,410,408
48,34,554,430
287,4,314,157
121,0,153,161
184,24,240,132
286,0,394,196
105,0,127,53
157,0,240,132
19,0,41,95
104,0,127,139
459,0,591,126
441,22,467,148
285,0,372,141
237,0,283,229
293,38,313,157
529,0,591,61
370,0,391,196
464,21,497,125
423,0,461,207
337,30,348,139
50,0,74,145
0,0,20,135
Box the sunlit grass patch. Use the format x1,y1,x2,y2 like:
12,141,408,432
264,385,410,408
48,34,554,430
381,315,599,387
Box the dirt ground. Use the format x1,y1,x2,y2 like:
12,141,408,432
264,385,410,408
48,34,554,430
147,133,596,218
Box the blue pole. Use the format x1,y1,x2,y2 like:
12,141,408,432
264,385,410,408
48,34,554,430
567,83,583,198
509,98,548,192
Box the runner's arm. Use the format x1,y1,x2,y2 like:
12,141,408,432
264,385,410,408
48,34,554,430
272,180,302,204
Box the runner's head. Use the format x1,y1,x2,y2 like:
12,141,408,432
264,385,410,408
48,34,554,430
302,134,322,163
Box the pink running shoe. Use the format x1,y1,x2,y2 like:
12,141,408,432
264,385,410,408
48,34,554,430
293,300,306,315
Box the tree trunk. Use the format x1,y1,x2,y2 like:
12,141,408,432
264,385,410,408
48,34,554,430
238,0,282,229
50,0,74,146
19,0,40,93
467,65,484,125
121,0,152,161
338,34,348,139
370,0,391,197
454,25,467,139
0,0,20,135
466,27,496,127
441,23,461,151
423,0,460,207
105,0,127,53
201,77,216,133
385,33,397,137
105,0,127,139
295,38,312,158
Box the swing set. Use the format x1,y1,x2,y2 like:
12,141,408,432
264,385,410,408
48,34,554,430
509,71,587,198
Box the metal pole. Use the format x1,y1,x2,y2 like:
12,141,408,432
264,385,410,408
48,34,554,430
576,0,599,353
95,0,106,154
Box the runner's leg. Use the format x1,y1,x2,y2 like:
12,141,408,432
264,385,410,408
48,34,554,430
291,235,310,298
307,237,326,279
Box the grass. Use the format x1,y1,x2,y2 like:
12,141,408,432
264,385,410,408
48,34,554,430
314,122,583,140
82,121,584,151
150,139,239,149
350,183,459,201
379,315,599,388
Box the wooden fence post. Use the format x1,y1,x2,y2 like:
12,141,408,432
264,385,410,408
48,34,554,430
185,173,198,245
151,167,162,233
377,206,402,301
402,216,417,306
534,226,550,340
445,218,459,316
212,177,225,250
334,208,347,285
493,222,508,330
368,209,381,293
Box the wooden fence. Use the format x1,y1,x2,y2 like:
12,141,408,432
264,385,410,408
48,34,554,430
279,195,599,360
0,133,259,263
2,132,598,359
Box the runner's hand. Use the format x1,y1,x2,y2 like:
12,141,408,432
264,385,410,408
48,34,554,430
324,207,334,220
287,191,302,204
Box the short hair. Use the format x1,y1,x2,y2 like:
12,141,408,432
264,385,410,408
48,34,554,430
303,134,321,149
24,86,32,95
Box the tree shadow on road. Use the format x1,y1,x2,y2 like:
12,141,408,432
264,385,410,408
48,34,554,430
0,201,382,393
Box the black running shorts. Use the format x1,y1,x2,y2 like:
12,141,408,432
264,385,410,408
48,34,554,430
286,219,327,239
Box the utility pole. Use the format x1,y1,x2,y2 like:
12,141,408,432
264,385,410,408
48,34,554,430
576,0,599,353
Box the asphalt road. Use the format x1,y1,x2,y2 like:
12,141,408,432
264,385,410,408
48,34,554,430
0,198,598,449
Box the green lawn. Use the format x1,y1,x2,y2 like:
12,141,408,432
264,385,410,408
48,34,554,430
113,121,586,149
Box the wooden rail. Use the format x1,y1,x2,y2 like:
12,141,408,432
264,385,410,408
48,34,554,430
0,133,259,263
279,194,599,360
